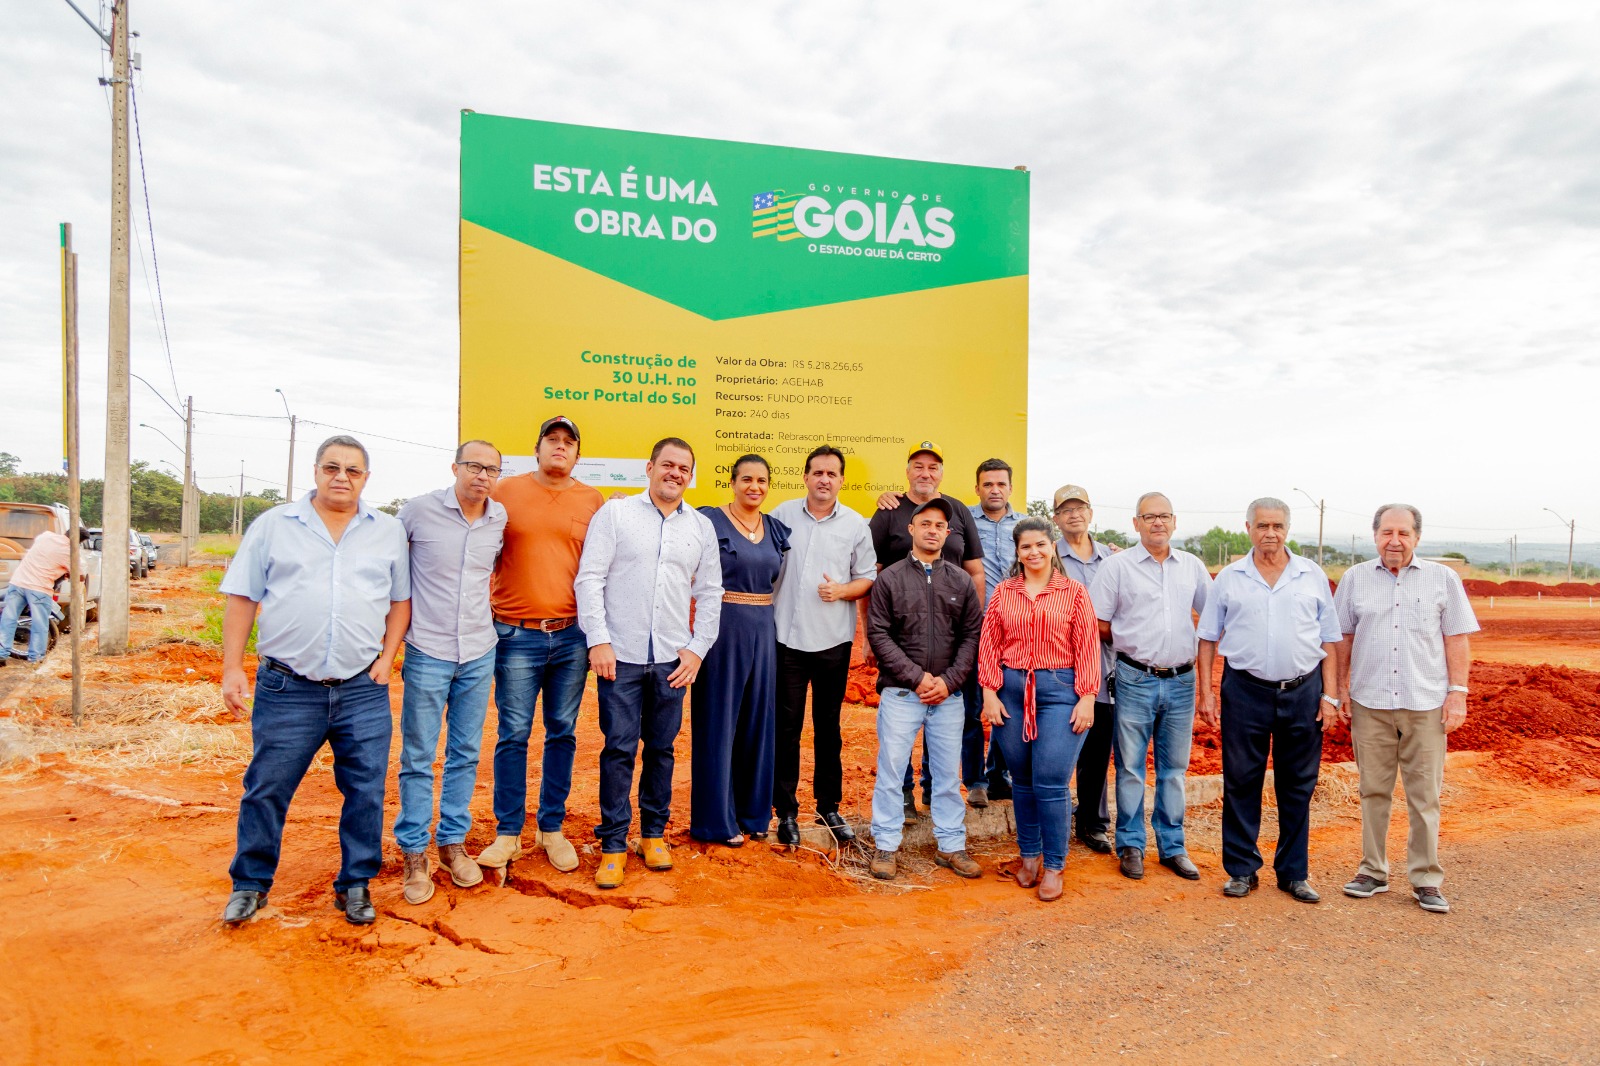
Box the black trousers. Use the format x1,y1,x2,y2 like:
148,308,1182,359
1220,664,1324,883
1072,699,1117,837
774,641,852,818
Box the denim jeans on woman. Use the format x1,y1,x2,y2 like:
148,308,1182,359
992,666,1089,871
1112,661,1196,858
393,644,496,853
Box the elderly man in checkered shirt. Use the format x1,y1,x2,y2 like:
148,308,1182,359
1333,503,1479,914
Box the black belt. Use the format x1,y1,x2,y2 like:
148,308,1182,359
1229,664,1313,692
264,657,373,687
1116,652,1193,679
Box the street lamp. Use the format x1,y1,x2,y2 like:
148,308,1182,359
1544,508,1576,582
1292,488,1326,566
275,388,297,501
139,422,184,456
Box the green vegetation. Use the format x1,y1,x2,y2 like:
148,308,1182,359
197,603,256,652
0,461,281,533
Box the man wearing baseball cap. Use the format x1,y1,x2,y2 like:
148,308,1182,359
1052,484,1119,855
866,496,984,881
478,415,603,877
869,441,987,823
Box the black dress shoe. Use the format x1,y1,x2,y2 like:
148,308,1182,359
1078,831,1113,854
222,890,266,924
817,811,855,843
1118,848,1144,880
1223,873,1260,898
1160,854,1201,880
1280,879,1321,903
902,790,918,826
776,815,801,847
335,884,376,925
987,780,1013,802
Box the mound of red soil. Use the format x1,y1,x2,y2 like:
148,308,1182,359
1462,578,1600,598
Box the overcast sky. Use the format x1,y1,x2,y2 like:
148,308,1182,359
4,1,1597,546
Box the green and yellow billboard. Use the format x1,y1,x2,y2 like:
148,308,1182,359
460,112,1029,510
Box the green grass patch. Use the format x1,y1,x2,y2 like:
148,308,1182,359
200,568,225,591
197,603,256,652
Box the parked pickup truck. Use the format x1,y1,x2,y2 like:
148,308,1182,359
0,502,102,657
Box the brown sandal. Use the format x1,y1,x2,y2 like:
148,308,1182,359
1015,854,1042,889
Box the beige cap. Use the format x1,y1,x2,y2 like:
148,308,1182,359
1052,484,1091,509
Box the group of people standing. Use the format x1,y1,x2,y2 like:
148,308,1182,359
215,423,1477,926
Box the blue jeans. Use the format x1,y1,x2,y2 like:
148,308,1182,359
596,660,685,853
992,667,1089,871
871,687,966,853
1,586,54,662
1112,661,1196,857
229,662,393,894
491,621,588,836
393,644,496,852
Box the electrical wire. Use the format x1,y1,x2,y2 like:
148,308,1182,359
129,82,181,406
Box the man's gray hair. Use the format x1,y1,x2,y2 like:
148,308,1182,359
455,439,501,463
1134,491,1170,515
1246,497,1291,527
315,434,370,468
1373,503,1422,535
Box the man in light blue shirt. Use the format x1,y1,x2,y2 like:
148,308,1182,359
1197,498,1341,904
392,441,507,904
1052,483,1119,853
575,437,723,889
219,436,410,927
965,458,1021,806
1089,492,1212,882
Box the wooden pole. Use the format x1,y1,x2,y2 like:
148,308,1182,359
61,223,85,726
99,0,132,655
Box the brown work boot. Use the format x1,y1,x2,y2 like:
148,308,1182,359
438,843,484,888
538,829,580,873
595,852,626,889
1038,867,1064,902
640,837,673,871
936,849,982,879
401,850,434,905
869,848,898,880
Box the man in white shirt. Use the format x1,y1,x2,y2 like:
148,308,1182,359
575,437,723,890
1089,492,1212,882
1334,503,1478,914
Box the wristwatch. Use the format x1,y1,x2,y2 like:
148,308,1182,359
1447,685,1469,695
1321,694,1341,708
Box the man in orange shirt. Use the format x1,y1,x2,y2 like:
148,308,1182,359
476,416,603,875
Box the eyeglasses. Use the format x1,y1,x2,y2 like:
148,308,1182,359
1055,504,1089,516
1136,512,1175,524
459,461,502,478
319,463,367,479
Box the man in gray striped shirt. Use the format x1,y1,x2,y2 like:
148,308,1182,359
1334,503,1479,914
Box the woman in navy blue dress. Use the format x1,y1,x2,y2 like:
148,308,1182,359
690,454,789,845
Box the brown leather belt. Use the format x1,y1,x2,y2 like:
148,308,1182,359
494,614,576,633
722,591,774,606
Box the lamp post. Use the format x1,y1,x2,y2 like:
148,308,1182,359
1293,488,1326,567
275,388,297,501
1544,508,1576,582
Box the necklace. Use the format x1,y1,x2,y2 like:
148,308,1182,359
727,505,763,542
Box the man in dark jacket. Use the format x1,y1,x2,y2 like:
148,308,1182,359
866,498,984,881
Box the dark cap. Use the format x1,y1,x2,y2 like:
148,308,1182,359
911,497,955,522
538,415,580,442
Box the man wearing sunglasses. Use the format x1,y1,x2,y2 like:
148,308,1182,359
1089,492,1212,883
220,435,411,926
392,441,508,904
478,415,604,877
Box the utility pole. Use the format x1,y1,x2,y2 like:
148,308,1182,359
1293,488,1326,567
180,395,194,566
61,222,85,726
99,0,132,655
276,388,296,500
1544,509,1575,582
235,460,244,536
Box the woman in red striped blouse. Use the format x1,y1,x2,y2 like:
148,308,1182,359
978,516,1101,901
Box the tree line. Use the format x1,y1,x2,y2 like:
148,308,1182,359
0,452,279,534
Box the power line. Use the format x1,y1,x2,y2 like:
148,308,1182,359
298,418,451,453
129,82,181,406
